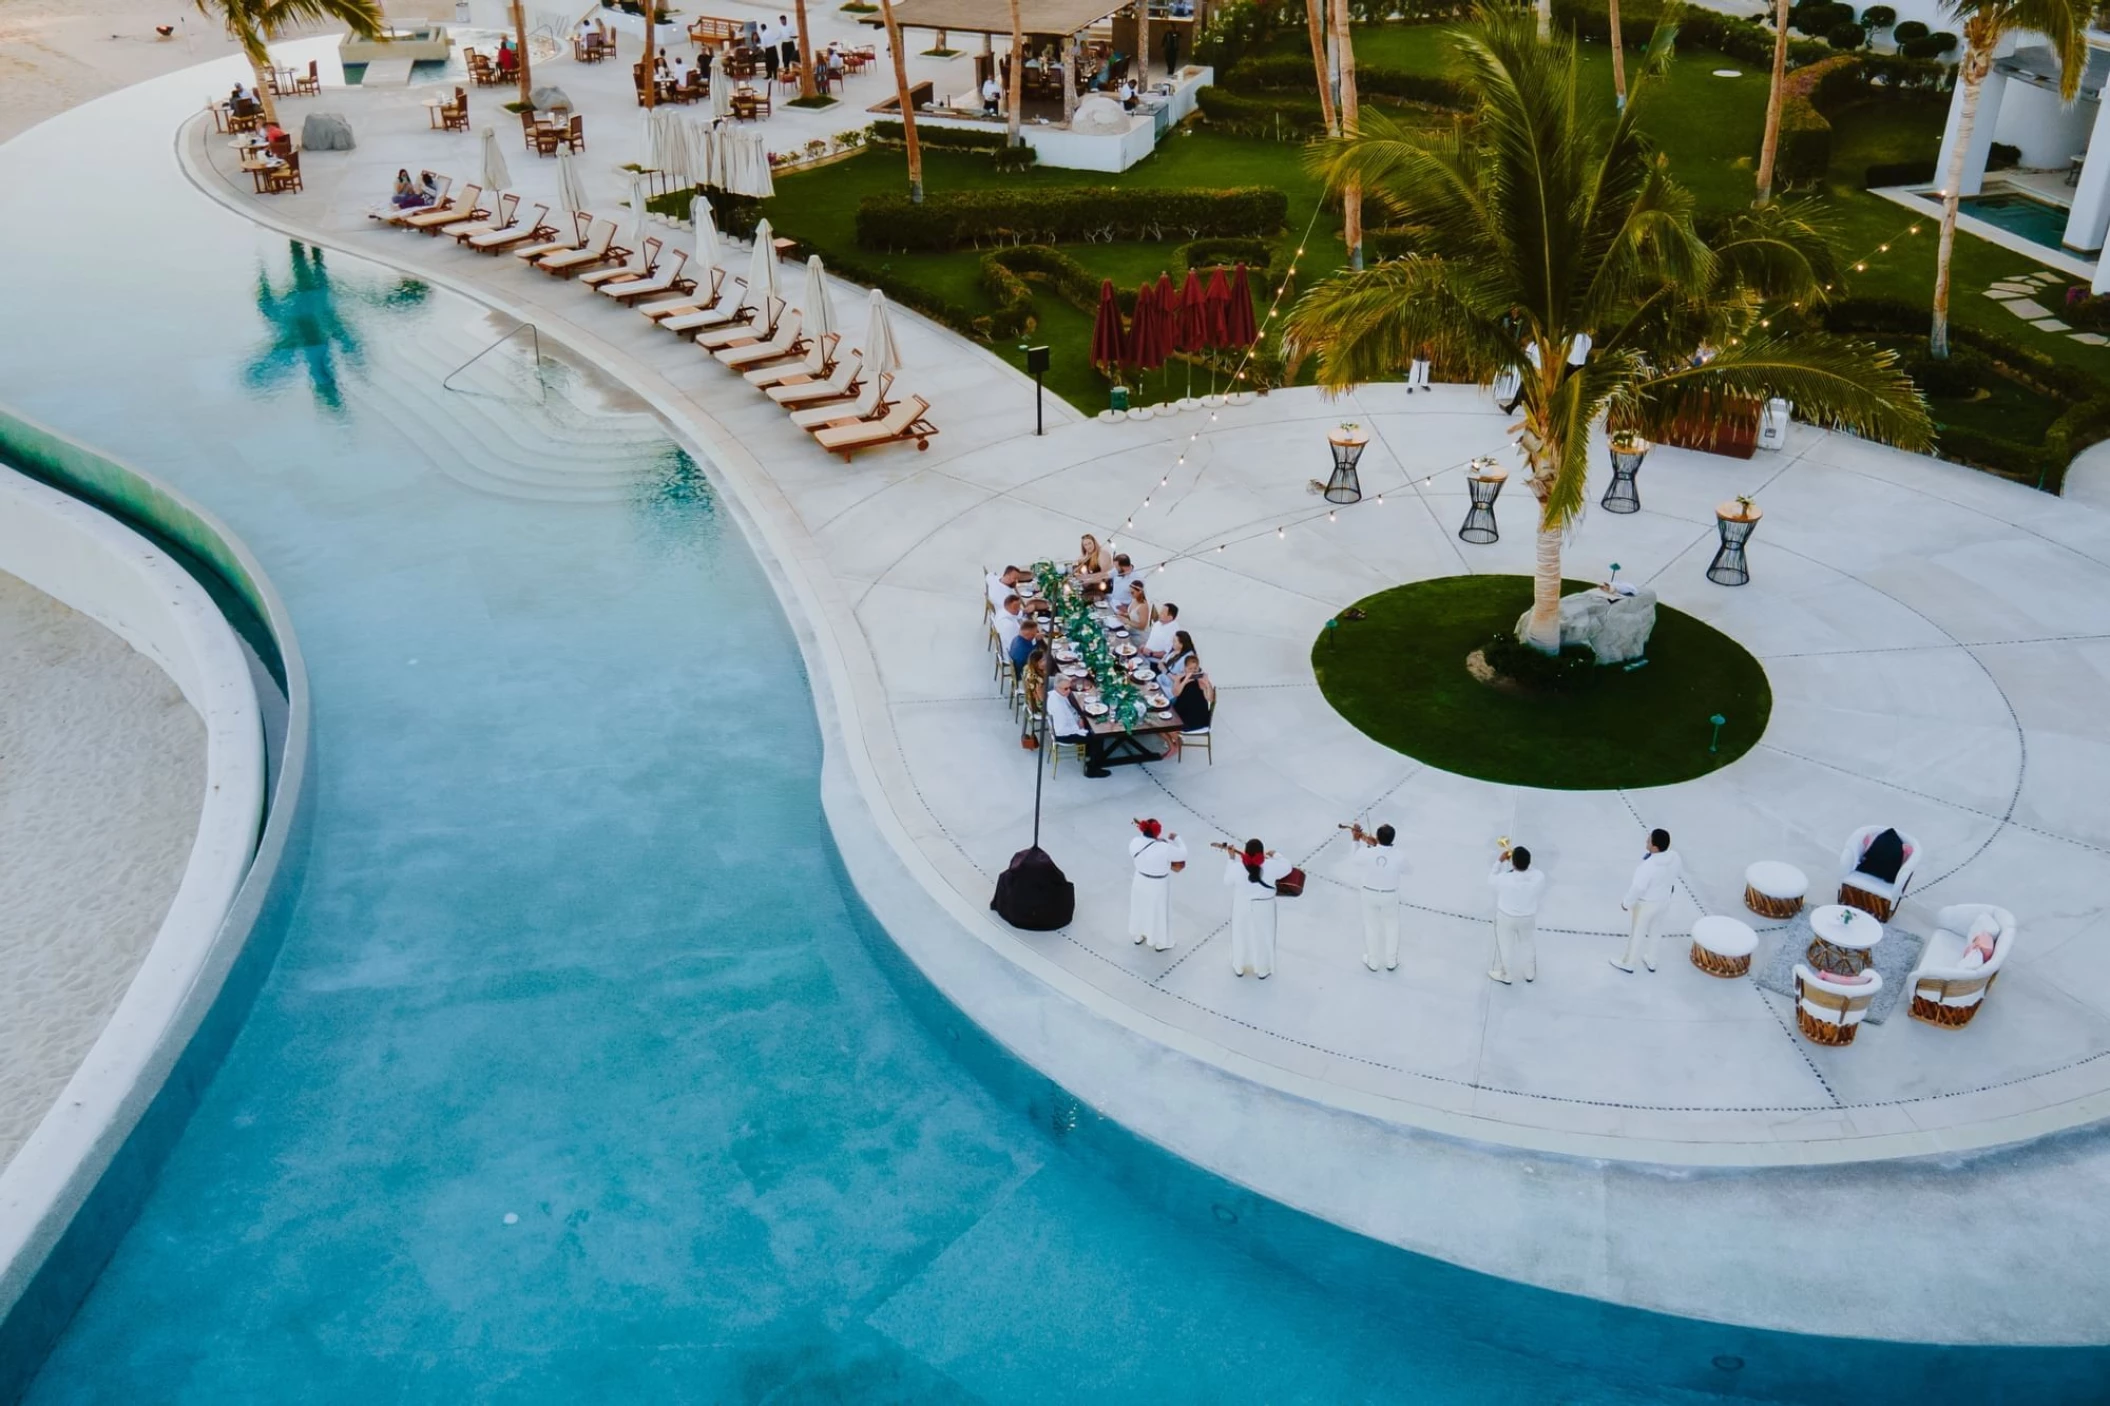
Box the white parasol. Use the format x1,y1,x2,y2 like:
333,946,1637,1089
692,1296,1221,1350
556,150,590,217
744,215,778,309
690,194,722,273
627,173,647,250
800,254,836,344
661,112,694,189
712,69,733,121
478,125,510,194
853,288,901,416
748,132,775,199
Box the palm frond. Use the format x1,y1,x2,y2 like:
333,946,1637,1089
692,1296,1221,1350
1637,334,1933,449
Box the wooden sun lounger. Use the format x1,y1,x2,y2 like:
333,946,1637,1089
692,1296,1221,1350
512,212,593,263
814,395,936,460
468,204,556,250
372,175,453,224
600,250,695,302
692,296,780,348
402,185,486,231
441,192,518,240
715,310,806,368
636,269,728,318
535,219,620,276
767,351,862,401
580,237,660,287
788,373,893,429
746,333,839,388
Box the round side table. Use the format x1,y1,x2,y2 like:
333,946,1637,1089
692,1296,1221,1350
1708,500,1762,586
1806,903,1883,977
1459,463,1508,545
1325,430,1367,504
1602,437,1647,514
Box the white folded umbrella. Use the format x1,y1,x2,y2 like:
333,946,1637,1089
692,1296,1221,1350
712,71,732,121
801,254,836,343
556,150,589,217
854,288,901,416
690,194,721,272
628,173,647,249
748,131,775,200
745,215,778,306
662,112,694,188
479,125,510,194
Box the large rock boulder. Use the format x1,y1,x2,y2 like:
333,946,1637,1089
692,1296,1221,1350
530,85,573,112
300,112,355,150
1516,585,1658,664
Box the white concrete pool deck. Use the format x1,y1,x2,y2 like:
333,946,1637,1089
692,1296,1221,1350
149,37,2110,1339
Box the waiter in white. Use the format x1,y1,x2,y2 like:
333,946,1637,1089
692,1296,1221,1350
1611,827,1682,974
1345,821,1402,972
1487,841,1545,985
1127,818,1186,951
1216,838,1289,978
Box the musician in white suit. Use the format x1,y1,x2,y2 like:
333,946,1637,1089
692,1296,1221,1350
1345,821,1403,971
1216,838,1289,978
1611,828,1683,974
1127,818,1187,951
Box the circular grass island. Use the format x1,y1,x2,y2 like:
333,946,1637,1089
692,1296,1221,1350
1312,575,1771,789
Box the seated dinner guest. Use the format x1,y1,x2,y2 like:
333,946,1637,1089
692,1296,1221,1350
1107,552,1142,602
1046,674,1091,746
1142,602,1180,660
994,593,1025,652
1156,627,1196,689
986,564,1027,615
1074,533,1114,595
1119,579,1151,633
1163,652,1213,758
1007,616,1041,675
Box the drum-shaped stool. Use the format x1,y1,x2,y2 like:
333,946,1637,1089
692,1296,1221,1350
1691,914,1759,978
1743,861,1808,920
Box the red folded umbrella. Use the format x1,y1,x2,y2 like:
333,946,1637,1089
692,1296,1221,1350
1176,268,1209,354
1203,265,1232,348
1224,262,1259,348
1129,280,1162,370
1153,271,1179,362
1089,277,1127,370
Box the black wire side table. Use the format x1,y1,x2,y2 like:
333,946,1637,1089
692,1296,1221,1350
1325,429,1368,504
1460,460,1508,545
1708,500,1762,586
1602,436,1648,514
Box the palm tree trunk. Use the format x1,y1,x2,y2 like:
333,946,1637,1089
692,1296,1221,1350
1520,375,1565,652
1528,515,1565,651
878,0,923,203
796,0,817,100
1332,0,1361,270
1007,0,1024,146
1754,0,1790,203
1933,33,1993,359
1608,0,1627,108
1306,0,1337,136
250,52,280,125
1136,0,1149,83
511,0,531,105
1537,0,1551,42
642,1,655,108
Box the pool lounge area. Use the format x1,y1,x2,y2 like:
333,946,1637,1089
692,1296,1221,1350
6,29,2110,1406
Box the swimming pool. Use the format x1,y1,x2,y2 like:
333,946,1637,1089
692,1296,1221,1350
3,61,2108,1405
1958,190,2074,251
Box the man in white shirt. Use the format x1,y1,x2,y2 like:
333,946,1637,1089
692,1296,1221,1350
1612,827,1682,974
1106,553,1141,603
1347,822,1402,972
986,564,1026,616
993,593,1025,654
1141,602,1179,660
1487,844,1545,985
1127,818,1187,950
1119,77,1138,111
1046,674,1090,746
982,75,1001,114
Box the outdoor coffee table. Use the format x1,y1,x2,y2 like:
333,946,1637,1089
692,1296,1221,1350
1807,903,1883,977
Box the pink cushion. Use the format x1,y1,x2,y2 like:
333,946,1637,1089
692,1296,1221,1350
1824,970,1873,986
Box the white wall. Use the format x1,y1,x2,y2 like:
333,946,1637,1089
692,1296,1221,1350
1995,79,2098,168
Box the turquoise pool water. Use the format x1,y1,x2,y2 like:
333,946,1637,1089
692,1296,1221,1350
1959,191,2073,251
4,70,2109,1404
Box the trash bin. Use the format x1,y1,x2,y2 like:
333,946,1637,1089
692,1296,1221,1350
1110,385,1129,413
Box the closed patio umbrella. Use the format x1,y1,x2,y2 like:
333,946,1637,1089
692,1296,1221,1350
744,215,779,310
1224,262,1259,348
748,134,775,199
712,69,733,122
1129,281,1162,371
478,125,510,194
556,150,590,218
691,193,722,272
1202,264,1233,348
1153,271,1179,360
801,254,837,344
1089,278,1127,370
627,172,647,250
853,287,901,416
1176,268,1209,354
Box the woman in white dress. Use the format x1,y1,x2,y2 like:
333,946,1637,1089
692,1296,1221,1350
1216,838,1289,977
1126,818,1186,951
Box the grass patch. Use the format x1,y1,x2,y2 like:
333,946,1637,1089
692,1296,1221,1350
786,94,839,109
1312,575,1771,789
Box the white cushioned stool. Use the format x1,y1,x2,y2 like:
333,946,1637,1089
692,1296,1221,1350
1743,860,1808,920
1690,914,1759,978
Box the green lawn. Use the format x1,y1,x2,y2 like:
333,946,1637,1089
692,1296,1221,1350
1312,575,1772,789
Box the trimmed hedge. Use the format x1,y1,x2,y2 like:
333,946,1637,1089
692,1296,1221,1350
1823,296,2110,492
1224,52,1466,109
1196,85,1332,139
1893,19,1928,41
1179,235,1273,271
1865,159,1935,186
867,118,1005,151
1777,54,1859,186
855,185,1289,251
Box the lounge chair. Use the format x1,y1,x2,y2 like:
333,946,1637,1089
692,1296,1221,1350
600,250,694,302
534,218,623,276
468,203,556,251
580,237,660,287
715,310,806,367
401,184,485,231
442,191,518,240
767,350,862,401
636,269,729,318
512,211,593,262
373,175,455,225
690,295,780,347
788,372,893,429
814,395,936,460
748,333,840,388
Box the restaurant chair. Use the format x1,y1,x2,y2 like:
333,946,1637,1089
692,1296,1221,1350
519,107,539,149
1792,965,1883,1046
1048,731,1088,777
295,60,321,97
1173,723,1211,764
263,151,303,194
1838,825,1921,923
562,114,585,153
441,88,470,132
1908,904,2016,1028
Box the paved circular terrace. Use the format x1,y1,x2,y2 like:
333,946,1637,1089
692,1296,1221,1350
176,62,2110,1167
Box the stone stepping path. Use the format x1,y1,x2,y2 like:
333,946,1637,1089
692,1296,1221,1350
1981,269,2105,347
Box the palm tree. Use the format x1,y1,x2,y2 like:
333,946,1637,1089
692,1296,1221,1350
1306,0,1338,135
1331,0,1363,269
1754,0,1790,203
878,0,924,202
1284,9,1930,651
510,0,531,106
796,0,818,101
197,0,383,124
641,0,656,109
1609,0,1629,108
1930,0,2086,356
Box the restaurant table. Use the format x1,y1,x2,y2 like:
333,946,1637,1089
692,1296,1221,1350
1806,903,1883,977
1048,607,1180,778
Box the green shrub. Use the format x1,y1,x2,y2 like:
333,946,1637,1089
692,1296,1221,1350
1793,1,1850,34
1898,344,1995,399
1987,142,2021,171
1900,31,1957,58
1827,21,1866,47
1482,633,1600,693
1225,52,1467,109
866,119,1008,151
854,185,1289,251
1892,18,1928,40
1864,159,1935,185
1196,85,1332,138
1861,5,1896,26
1179,235,1273,271
2066,292,2110,330
978,253,1038,340
990,143,1038,171
1775,54,1860,185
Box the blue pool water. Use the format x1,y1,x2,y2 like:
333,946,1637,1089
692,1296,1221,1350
4,69,2109,1405
1958,191,2073,251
